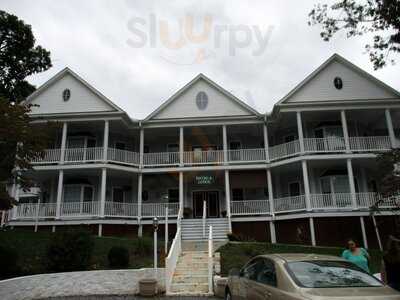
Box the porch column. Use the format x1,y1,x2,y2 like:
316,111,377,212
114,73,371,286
224,170,232,232
267,169,276,243
222,125,228,164
360,216,368,249
98,224,103,237
179,127,184,166
309,217,316,246
11,183,19,220
137,174,143,237
385,108,397,148
347,158,358,209
56,170,64,219
60,122,68,164
179,172,184,215
263,123,270,162
139,127,144,168
103,120,109,162
302,160,311,211
297,111,305,153
341,110,351,152
100,168,107,217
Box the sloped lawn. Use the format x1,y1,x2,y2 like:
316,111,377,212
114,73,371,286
217,242,382,275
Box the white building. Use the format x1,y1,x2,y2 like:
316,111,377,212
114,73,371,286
6,54,400,248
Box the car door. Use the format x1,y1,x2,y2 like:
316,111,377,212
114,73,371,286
236,258,258,300
247,258,282,300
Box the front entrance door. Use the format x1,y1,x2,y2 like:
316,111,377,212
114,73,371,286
193,191,220,218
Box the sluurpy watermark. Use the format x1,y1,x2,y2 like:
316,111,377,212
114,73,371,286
127,14,274,65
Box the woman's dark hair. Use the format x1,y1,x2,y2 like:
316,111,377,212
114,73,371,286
346,238,358,249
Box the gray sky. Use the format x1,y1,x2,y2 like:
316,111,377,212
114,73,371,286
2,0,399,119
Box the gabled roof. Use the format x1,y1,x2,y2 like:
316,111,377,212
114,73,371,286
26,67,124,112
276,53,400,106
144,73,261,121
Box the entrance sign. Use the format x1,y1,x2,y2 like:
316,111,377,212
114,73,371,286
195,175,214,185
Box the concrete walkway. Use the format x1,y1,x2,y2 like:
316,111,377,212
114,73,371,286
0,269,165,300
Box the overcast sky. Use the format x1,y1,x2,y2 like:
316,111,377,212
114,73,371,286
2,0,400,119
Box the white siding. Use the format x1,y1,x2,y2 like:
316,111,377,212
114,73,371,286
30,73,116,115
286,60,397,103
154,79,252,119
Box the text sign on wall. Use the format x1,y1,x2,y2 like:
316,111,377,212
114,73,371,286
195,175,214,185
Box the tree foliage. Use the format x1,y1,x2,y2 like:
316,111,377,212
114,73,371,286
376,148,400,197
309,0,400,69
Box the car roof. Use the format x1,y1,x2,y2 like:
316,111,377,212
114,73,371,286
258,253,345,263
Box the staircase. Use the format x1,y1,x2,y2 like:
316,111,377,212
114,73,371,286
181,218,230,241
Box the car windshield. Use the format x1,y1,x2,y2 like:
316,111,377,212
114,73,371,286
286,260,383,288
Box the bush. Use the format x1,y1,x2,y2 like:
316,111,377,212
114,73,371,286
46,230,94,272
0,245,19,279
108,246,130,268
134,237,153,256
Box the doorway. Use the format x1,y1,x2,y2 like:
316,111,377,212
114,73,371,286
193,191,220,218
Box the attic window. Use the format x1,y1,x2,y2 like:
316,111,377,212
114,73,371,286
333,77,343,90
62,89,71,101
196,91,208,110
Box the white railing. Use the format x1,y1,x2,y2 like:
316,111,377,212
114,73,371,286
208,225,214,294
104,201,138,217
65,147,103,162
203,200,207,238
227,148,266,162
230,200,270,216
349,136,391,151
165,226,182,294
107,148,139,165
60,201,100,217
141,203,179,217
183,150,224,165
311,193,353,210
16,203,57,219
274,195,307,213
31,149,61,164
304,137,346,153
269,140,301,161
143,152,179,166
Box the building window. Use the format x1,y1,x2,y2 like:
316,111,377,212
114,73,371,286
334,77,343,89
142,190,149,201
196,91,208,110
62,89,71,101
168,189,179,203
63,184,94,203
232,188,244,201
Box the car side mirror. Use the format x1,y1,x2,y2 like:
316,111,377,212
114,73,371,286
229,268,241,277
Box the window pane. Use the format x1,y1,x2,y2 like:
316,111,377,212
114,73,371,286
83,186,93,202
64,185,81,202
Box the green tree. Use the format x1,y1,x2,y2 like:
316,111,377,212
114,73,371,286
0,10,52,210
308,0,400,69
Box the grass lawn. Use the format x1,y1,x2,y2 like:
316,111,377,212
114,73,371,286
217,242,382,276
0,229,162,277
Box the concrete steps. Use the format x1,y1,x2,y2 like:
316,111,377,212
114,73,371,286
181,218,229,241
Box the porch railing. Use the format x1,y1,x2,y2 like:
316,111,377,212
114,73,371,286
143,152,179,166
208,225,214,294
60,201,100,217
349,136,391,151
269,140,301,161
32,149,61,164
231,200,270,215
104,202,138,217
16,203,57,219
183,150,224,165
311,193,354,210
274,195,307,213
65,147,104,162
227,148,266,162
108,148,140,165
304,137,346,153
165,226,182,294
141,203,179,217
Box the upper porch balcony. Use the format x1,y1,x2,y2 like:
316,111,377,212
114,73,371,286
31,108,400,168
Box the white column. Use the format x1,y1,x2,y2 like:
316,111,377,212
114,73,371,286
179,172,184,214
360,216,368,249
309,217,316,246
179,127,184,166
341,110,351,152
224,170,232,232
297,111,305,153
269,221,276,244
100,168,107,217
56,170,64,219
103,120,109,161
302,160,311,211
98,224,103,237
138,174,143,237
385,108,397,148
267,169,274,214
263,123,270,162
60,122,68,163
11,183,18,220
347,158,358,209
52,225,56,233
139,128,144,168
222,125,228,163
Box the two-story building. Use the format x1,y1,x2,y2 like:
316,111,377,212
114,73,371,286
5,54,400,248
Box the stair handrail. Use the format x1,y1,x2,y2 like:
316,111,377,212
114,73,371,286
165,225,182,294
202,200,207,238
208,225,214,294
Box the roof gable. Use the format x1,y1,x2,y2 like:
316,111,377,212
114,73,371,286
146,74,260,120
27,68,122,115
279,54,400,104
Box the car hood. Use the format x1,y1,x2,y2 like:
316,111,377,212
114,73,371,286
300,286,400,299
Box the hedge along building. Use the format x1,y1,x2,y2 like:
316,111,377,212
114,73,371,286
5,53,400,249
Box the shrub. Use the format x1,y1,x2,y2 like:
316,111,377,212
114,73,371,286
134,237,152,256
108,246,130,268
46,230,94,272
0,245,19,279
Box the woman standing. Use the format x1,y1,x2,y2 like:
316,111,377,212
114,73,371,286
342,238,370,273
381,236,400,291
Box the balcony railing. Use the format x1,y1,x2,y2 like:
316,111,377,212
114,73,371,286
231,199,270,215
31,136,392,167
15,203,57,219
104,201,138,217
142,203,179,217
60,201,100,217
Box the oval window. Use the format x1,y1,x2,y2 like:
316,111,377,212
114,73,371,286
196,91,208,110
62,89,71,101
333,77,343,90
